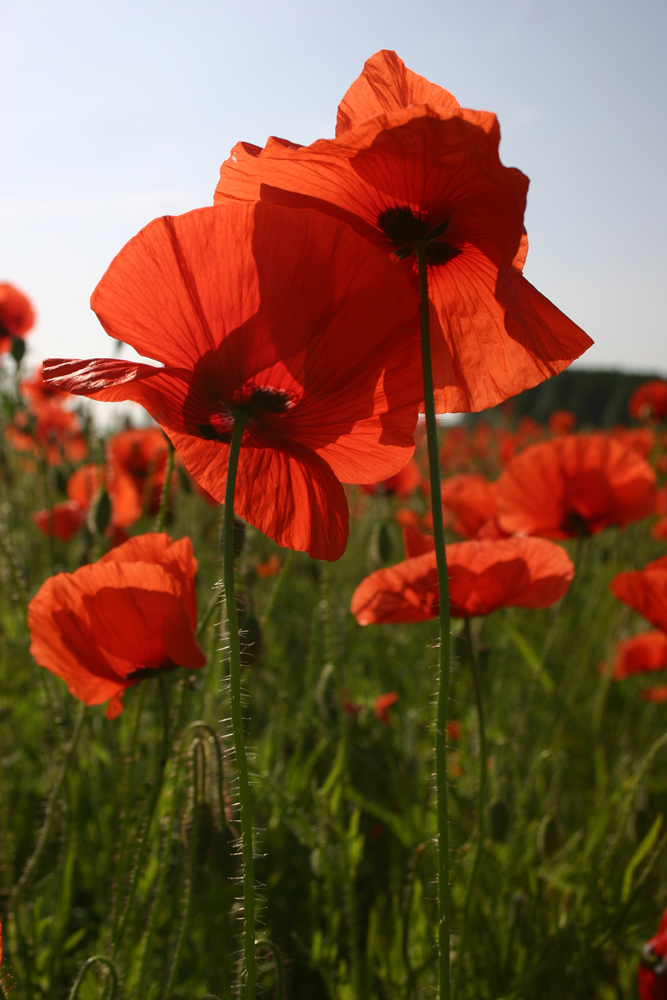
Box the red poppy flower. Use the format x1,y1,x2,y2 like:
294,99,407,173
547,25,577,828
5,401,87,465
612,426,655,458
361,457,421,498
214,51,593,413
611,556,667,635
28,533,206,719
496,434,656,539
548,410,577,436
0,282,35,351
351,536,574,624
257,554,281,578
440,473,498,538
629,380,667,423
43,203,421,560
32,500,87,541
374,690,399,725
642,686,667,704
609,631,667,681
67,463,106,509
446,719,461,742
639,907,667,1000
21,365,72,411
107,428,169,527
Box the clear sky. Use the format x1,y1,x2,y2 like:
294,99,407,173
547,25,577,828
1,0,666,396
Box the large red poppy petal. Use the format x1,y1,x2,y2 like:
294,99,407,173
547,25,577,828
507,537,574,607
496,440,568,538
448,556,528,617
335,50,460,136
351,551,439,624
611,568,667,634
168,430,349,560
161,600,207,669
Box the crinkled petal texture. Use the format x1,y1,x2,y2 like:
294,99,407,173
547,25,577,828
43,203,421,560
351,536,573,624
611,556,667,635
335,49,459,135
0,282,35,342
496,434,657,539
611,630,667,680
215,101,592,413
28,533,205,716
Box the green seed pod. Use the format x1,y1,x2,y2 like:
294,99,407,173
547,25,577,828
378,523,393,563
91,489,112,536
10,337,25,364
488,799,510,842
55,469,68,496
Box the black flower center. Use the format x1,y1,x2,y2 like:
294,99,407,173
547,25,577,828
197,386,293,443
377,206,460,266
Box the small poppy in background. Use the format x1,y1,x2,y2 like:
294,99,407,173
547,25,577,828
642,686,667,704
343,695,362,716
638,906,667,1000
6,401,87,465
548,410,577,436
612,426,655,459
374,690,399,725
28,533,206,719
44,203,421,560
629,380,667,423
0,282,35,352
107,428,169,527
439,473,498,539
20,365,72,411
446,719,461,742
610,558,667,706
67,463,106,509
496,434,656,539
361,458,422,499
257,554,281,578
351,536,574,624
608,631,667,681
32,500,86,542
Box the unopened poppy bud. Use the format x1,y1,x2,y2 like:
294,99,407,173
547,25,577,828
91,489,112,535
10,337,25,364
488,800,510,843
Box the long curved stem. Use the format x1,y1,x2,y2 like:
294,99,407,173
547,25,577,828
223,412,256,1000
415,242,451,1000
68,956,118,1000
453,618,487,1000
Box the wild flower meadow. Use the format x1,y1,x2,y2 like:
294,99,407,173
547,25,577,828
1,49,666,1000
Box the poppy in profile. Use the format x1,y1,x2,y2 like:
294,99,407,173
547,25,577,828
629,380,667,423
107,428,169,527
374,690,399,725
361,458,421,499
638,906,667,1000
43,203,421,560
214,50,593,413
351,536,574,624
0,282,35,352
496,434,656,539
32,500,87,541
28,533,206,719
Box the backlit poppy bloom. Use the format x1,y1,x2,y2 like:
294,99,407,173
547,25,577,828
401,520,435,559
548,410,576,436
361,458,421,498
107,428,169,527
351,536,574,624
638,906,667,1000
5,401,87,465
496,434,656,539
440,473,498,538
0,283,35,352
609,631,667,681
32,500,86,541
43,203,421,560
214,51,593,413
629,380,667,423
28,533,206,719
374,690,399,724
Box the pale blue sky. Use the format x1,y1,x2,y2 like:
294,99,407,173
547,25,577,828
1,0,666,394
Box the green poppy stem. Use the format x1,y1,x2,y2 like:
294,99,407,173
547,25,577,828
223,412,256,1000
415,242,451,1000
155,439,176,533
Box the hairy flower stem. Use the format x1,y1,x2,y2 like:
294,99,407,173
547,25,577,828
68,956,118,1000
155,438,175,532
415,241,451,1000
112,675,170,960
223,412,256,1000
453,619,487,1000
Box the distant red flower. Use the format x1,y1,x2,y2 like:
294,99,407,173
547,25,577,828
43,203,420,560
28,533,206,719
642,686,667,704
257,554,281,578
446,719,461,742
440,473,498,538
107,428,169,527
67,463,106,509
0,283,35,352
612,426,655,458
548,410,576,435
32,500,87,541
21,365,72,411
214,51,593,413
638,906,667,1000
351,536,574,624
343,695,362,716
374,690,399,724
611,556,667,635
361,458,421,498
6,401,87,465
609,631,667,681
401,521,435,559
629,380,667,423
496,434,656,539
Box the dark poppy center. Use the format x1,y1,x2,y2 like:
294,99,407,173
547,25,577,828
376,206,460,266
197,386,293,443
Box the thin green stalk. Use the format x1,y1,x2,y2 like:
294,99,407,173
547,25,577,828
112,674,171,959
68,956,118,1000
261,549,293,628
453,618,487,1000
155,439,175,532
223,411,256,1000
415,241,451,1000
